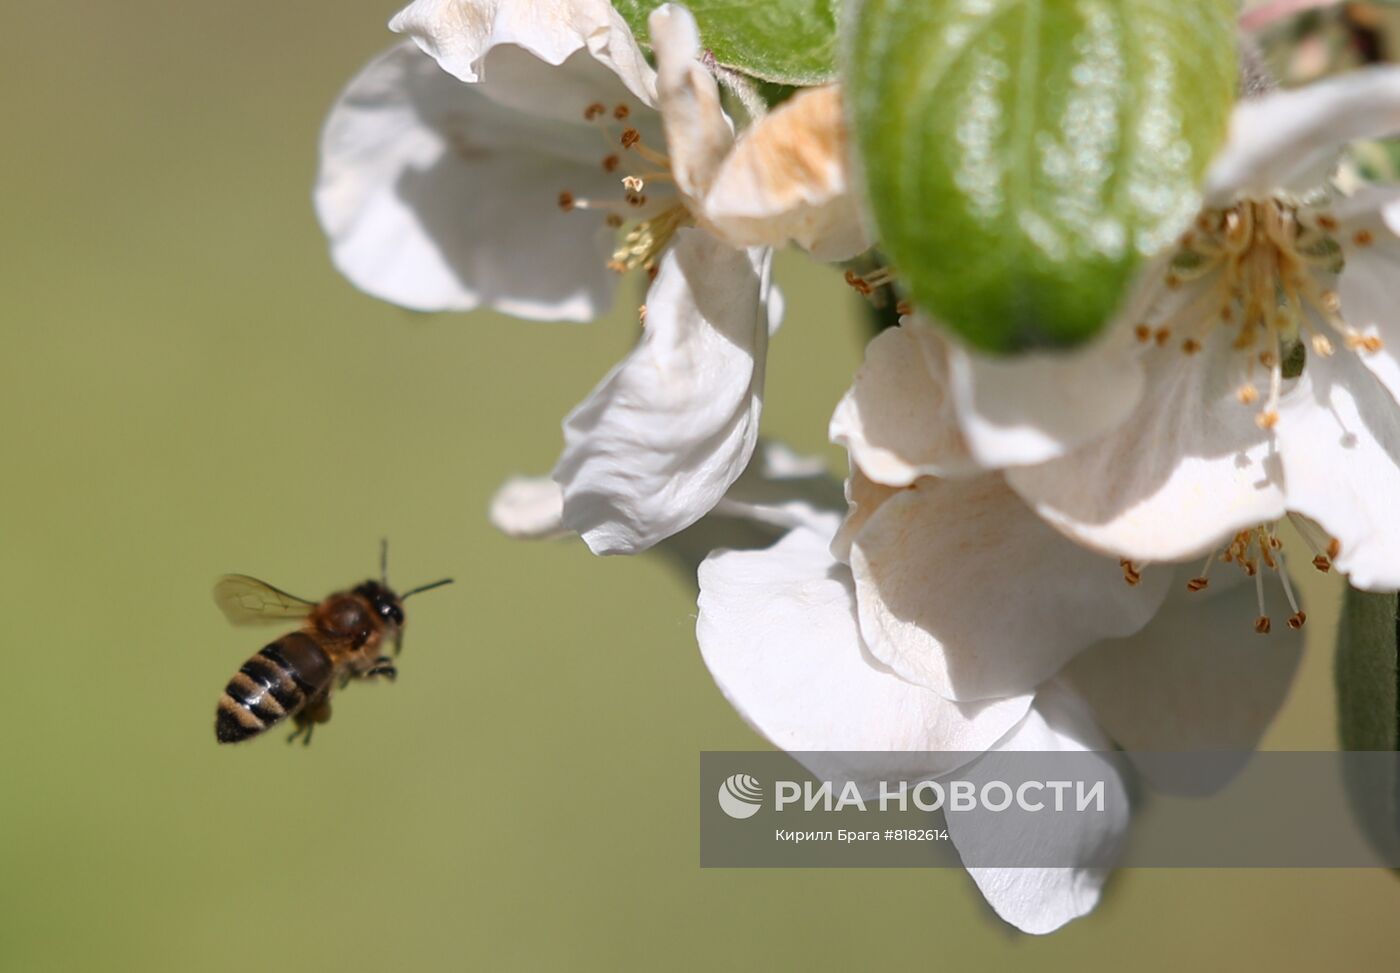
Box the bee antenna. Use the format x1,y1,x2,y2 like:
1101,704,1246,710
380,538,389,586
400,578,454,600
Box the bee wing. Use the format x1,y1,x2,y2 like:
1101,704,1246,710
214,574,316,626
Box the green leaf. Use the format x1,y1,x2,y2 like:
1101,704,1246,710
847,0,1236,353
1337,587,1400,751
1335,587,1400,869
614,0,839,85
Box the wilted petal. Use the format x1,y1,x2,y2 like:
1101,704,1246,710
315,43,650,319
849,475,1170,701
648,4,733,199
1007,328,1287,562
697,519,1033,791
830,320,977,486
1277,351,1400,590
950,682,1129,936
390,0,656,104
1066,569,1302,793
704,86,869,261
488,476,567,539
554,229,772,554
1206,66,1400,202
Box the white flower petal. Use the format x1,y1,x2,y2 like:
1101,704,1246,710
947,326,1144,469
1277,351,1400,589
1206,66,1400,202
389,0,656,105
1066,569,1302,794
554,229,773,554
1333,190,1400,407
830,467,901,565
697,520,1033,791
1007,327,1287,562
830,320,978,486
711,442,845,532
950,682,1129,936
315,43,646,319
648,4,733,200
704,86,869,261
488,475,567,538
849,474,1171,701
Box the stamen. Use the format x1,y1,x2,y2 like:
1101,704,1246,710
1186,551,1214,592
1254,568,1270,634
1147,197,1387,416
620,128,671,168
1192,523,1306,633
1285,513,1334,574
1120,559,1142,587
1256,336,1283,429
1275,551,1305,629
607,204,691,275
844,267,897,299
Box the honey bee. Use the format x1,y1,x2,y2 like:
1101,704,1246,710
213,544,451,745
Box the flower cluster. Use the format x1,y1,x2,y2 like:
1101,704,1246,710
316,0,1400,934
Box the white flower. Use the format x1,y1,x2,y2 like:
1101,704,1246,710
696,474,1302,933
838,67,1400,592
318,2,862,555
490,440,845,549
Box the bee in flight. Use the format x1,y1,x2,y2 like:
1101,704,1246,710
213,543,451,745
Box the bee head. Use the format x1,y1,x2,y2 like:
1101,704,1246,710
354,580,405,628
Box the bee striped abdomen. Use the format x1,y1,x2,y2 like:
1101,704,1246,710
215,632,332,744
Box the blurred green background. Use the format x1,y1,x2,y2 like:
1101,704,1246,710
2,2,1398,969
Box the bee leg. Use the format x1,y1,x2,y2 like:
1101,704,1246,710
288,695,333,745
366,656,397,681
